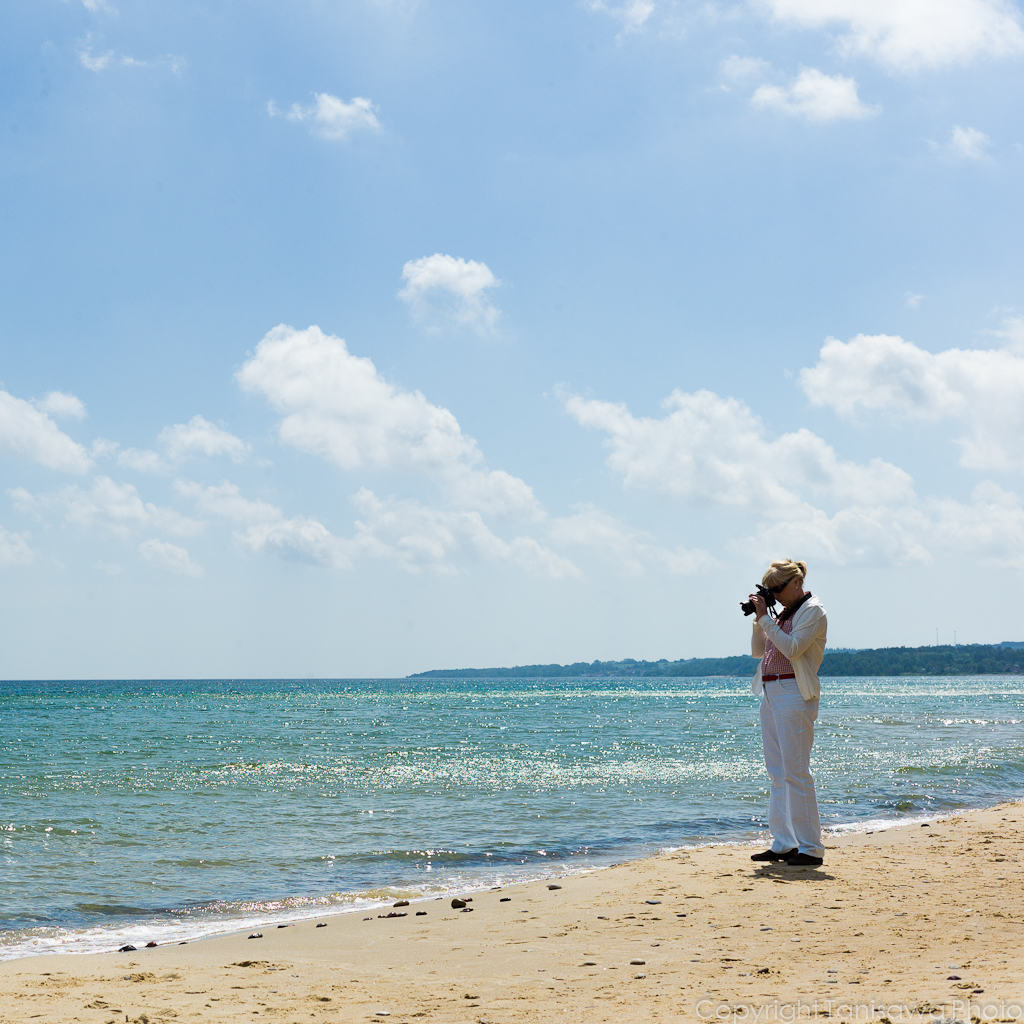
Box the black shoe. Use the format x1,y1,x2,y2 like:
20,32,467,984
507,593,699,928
785,852,823,866
750,848,797,862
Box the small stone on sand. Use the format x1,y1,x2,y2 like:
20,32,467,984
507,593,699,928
629,959,645,965
394,900,410,907
316,923,327,928
247,933,262,939
548,884,562,890
451,898,467,909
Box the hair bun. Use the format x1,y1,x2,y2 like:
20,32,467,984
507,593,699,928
762,558,807,588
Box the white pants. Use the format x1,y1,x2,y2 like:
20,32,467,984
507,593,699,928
759,678,823,858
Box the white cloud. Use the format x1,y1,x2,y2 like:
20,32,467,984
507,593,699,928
236,324,540,518
243,515,355,569
77,36,186,74
268,94,381,141
549,504,716,576
758,0,1024,71
737,482,1024,571
562,386,914,513
139,538,203,577
751,68,877,121
351,489,578,577
173,479,353,569
798,332,1024,470
559,385,993,569
398,254,501,335
0,525,33,567
35,391,87,420
992,315,1024,352
78,44,113,71
720,54,772,83
949,124,991,159
176,479,572,577
91,438,119,459
175,479,282,526
117,448,171,473
159,415,250,464
0,390,93,474
904,292,924,309
587,0,656,34
106,416,247,474
15,476,203,541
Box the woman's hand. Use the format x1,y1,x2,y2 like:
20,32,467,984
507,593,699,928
750,593,768,618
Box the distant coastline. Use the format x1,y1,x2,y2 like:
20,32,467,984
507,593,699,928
409,641,1024,678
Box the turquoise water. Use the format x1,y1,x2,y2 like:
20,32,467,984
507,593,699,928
2,675,1023,960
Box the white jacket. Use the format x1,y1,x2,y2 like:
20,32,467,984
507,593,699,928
751,595,828,701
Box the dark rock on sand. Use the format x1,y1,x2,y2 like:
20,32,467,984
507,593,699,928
461,907,474,913
416,911,427,916
500,897,511,902
394,900,410,907
630,960,646,965
548,884,562,890
316,923,327,928
248,933,263,939
379,912,408,918
118,945,137,952
145,941,158,947
451,898,467,909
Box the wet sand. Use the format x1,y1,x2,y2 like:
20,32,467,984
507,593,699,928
2,801,1022,1023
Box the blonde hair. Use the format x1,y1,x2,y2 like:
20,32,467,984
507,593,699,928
762,559,807,590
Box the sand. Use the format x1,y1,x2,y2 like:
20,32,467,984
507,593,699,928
3,802,1023,1024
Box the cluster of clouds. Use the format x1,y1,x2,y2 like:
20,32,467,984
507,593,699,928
559,316,1024,570
7,255,1024,580
595,0,1021,140
0,308,720,580
72,0,1017,155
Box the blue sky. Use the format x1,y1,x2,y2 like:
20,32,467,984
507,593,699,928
3,0,1024,678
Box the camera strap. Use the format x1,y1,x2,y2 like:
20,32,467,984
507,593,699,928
776,590,812,624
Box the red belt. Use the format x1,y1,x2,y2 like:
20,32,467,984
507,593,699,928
762,673,795,681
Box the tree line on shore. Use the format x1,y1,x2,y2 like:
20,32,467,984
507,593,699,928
410,643,1024,678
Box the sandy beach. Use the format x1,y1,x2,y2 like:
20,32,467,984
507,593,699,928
3,801,1021,1024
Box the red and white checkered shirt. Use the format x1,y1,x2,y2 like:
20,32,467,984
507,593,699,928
762,616,795,676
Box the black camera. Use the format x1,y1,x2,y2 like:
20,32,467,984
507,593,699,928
740,584,776,617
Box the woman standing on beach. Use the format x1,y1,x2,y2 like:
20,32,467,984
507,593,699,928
748,559,827,867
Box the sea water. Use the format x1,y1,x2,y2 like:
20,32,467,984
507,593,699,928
2,675,1023,961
